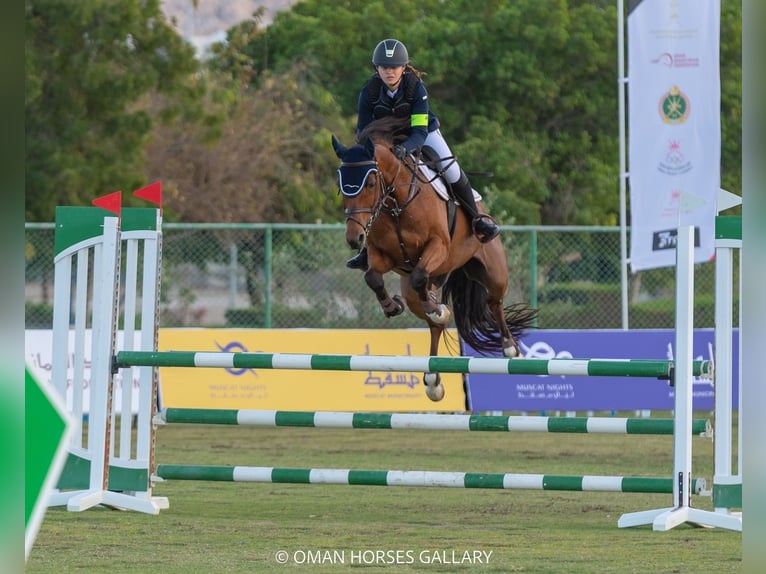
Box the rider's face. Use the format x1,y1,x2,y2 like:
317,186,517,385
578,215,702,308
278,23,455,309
376,65,405,91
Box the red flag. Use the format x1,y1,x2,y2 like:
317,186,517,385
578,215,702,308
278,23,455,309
92,190,122,216
133,181,162,207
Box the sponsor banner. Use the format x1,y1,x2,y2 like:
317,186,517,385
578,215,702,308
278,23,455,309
158,329,466,411
466,329,738,411
627,0,720,271
25,330,142,415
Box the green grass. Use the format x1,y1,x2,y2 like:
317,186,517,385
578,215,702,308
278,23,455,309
26,415,741,573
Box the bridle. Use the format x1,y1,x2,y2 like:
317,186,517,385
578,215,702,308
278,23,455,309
340,150,423,267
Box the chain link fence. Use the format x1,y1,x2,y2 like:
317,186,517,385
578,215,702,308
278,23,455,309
25,223,734,330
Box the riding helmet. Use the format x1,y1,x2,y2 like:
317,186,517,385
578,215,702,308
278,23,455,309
371,39,409,67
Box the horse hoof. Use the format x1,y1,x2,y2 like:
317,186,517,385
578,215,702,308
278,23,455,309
383,295,406,318
503,346,519,358
425,383,445,402
425,304,451,325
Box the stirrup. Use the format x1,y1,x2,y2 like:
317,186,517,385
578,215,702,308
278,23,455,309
472,216,500,244
346,249,368,270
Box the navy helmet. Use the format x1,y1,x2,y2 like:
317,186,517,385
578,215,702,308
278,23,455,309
371,39,409,67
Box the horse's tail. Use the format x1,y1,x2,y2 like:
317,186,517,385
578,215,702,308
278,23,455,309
442,262,538,356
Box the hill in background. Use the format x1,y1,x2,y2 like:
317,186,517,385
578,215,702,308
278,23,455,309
161,0,296,56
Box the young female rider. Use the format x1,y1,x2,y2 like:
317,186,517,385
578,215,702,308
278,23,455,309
346,38,500,270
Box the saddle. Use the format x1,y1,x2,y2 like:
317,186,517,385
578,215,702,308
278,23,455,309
416,146,482,238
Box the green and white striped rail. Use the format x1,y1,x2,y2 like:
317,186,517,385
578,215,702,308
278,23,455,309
159,408,711,436
117,351,713,379
154,465,706,495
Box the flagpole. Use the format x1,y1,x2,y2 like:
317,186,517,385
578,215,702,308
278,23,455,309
617,0,629,329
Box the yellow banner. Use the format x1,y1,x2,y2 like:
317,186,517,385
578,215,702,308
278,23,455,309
158,329,466,411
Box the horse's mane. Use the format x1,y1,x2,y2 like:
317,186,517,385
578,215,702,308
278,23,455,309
356,116,410,146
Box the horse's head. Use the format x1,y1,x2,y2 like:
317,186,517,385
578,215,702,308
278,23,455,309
332,135,382,250
332,117,410,250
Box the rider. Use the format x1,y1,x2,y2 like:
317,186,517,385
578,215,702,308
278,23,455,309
346,38,500,270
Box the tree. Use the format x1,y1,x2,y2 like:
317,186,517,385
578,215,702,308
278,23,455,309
25,0,201,221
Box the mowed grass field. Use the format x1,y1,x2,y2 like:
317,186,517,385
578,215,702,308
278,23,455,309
26,413,741,573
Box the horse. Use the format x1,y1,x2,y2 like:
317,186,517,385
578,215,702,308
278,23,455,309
331,116,537,402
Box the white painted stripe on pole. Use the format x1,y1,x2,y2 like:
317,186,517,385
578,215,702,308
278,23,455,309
233,466,273,482
390,413,469,430
194,353,235,368
545,360,590,376
349,356,431,372
507,416,550,432
586,417,629,433
271,353,313,369
314,412,354,427
309,469,350,484
237,410,277,426
466,357,512,373
386,471,465,487
504,474,545,489
582,476,624,491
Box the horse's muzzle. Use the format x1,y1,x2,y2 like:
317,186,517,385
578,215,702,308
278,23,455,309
346,231,365,251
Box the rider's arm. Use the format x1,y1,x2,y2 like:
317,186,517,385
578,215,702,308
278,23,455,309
400,81,430,153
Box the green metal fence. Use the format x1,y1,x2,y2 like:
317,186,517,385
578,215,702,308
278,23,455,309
25,222,732,330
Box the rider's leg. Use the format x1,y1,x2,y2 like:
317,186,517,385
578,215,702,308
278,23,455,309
424,129,500,243
449,172,500,243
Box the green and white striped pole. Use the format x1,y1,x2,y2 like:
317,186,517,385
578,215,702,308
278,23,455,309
159,408,711,436
117,351,713,379
154,464,706,495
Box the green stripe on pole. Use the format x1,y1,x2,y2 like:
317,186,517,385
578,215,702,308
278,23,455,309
468,416,510,432
543,475,584,490
348,470,388,485
621,477,673,493
157,464,235,481
274,411,315,427
164,408,239,425
310,355,353,371
351,413,393,429
272,468,311,484
232,354,274,369
115,351,712,378
464,473,506,488
546,418,589,433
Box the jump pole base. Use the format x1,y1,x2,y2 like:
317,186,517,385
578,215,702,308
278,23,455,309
49,489,168,514
618,505,743,531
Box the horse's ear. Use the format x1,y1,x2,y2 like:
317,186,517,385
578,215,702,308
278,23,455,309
331,135,347,159
364,137,375,157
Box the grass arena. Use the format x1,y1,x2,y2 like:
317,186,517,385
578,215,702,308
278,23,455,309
25,200,742,573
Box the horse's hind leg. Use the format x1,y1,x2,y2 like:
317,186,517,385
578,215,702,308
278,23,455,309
364,269,405,317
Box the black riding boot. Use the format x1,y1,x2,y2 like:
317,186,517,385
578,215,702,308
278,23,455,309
450,172,500,243
346,247,368,270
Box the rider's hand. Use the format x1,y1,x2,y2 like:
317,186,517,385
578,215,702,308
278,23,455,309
392,145,408,160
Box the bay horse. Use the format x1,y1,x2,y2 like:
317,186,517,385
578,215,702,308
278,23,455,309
332,116,537,402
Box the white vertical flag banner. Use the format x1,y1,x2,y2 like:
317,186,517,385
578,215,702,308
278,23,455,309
627,0,720,272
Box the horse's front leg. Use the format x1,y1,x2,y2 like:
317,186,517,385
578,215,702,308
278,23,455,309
422,323,445,401
401,277,446,402
364,269,405,318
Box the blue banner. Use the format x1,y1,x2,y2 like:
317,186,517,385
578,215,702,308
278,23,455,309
465,329,738,411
